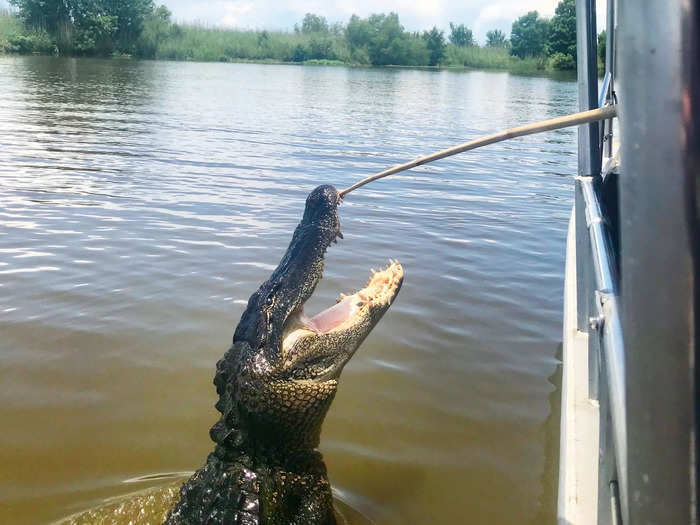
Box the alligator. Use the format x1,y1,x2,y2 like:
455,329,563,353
165,185,403,525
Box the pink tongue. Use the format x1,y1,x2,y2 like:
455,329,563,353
306,296,358,333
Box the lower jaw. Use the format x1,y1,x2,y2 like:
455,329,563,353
303,260,403,333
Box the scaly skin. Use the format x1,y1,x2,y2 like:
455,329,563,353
166,185,402,524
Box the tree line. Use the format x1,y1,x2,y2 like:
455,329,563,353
2,0,581,71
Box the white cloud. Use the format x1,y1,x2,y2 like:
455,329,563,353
220,1,255,28
472,0,560,41
162,0,608,43
0,0,608,44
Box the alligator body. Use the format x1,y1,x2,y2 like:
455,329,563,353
166,185,403,525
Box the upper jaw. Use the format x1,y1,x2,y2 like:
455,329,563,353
232,185,341,353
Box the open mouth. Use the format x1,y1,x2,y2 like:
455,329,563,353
282,260,403,351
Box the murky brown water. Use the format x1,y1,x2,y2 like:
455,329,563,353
0,56,575,524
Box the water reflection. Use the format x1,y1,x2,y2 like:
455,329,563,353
531,344,562,524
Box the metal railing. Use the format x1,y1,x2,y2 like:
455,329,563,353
575,0,628,523
576,174,627,523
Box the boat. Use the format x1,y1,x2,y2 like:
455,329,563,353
558,1,698,524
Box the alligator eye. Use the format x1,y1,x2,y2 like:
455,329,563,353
265,295,274,306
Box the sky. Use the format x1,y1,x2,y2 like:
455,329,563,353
158,0,607,44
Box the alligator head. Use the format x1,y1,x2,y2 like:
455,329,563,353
166,185,403,525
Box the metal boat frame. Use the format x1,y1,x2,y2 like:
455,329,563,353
559,1,698,523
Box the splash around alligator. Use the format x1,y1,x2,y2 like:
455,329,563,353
59,185,403,524
54,477,375,525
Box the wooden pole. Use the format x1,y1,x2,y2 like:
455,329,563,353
339,105,617,197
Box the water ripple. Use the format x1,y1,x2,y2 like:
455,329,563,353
0,56,575,525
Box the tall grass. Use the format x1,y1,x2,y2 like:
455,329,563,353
0,8,23,41
443,45,546,73
151,27,547,74
152,25,351,64
0,9,54,54
0,9,554,76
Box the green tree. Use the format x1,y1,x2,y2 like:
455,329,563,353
448,22,473,47
598,30,606,63
365,13,404,65
291,43,307,62
345,12,422,66
10,0,155,54
423,26,446,65
103,0,154,52
345,15,369,47
298,13,328,34
72,12,118,54
9,0,71,48
134,4,172,58
547,0,576,62
345,14,372,62
329,21,344,36
485,29,507,48
402,35,429,66
9,0,70,33
308,35,334,59
510,11,550,58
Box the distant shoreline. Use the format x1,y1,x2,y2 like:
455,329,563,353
0,52,578,80
0,8,580,78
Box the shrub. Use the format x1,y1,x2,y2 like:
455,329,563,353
7,30,54,53
548,52,575,70
291,43,307,62
72,14,117,55
308,36,334,60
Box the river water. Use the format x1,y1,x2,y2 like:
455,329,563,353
0,56,576,524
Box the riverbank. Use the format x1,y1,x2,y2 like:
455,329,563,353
0,10,562,76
